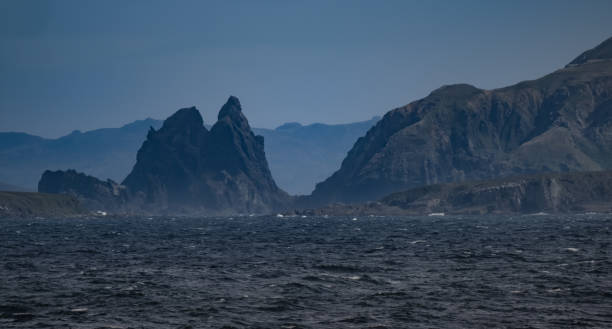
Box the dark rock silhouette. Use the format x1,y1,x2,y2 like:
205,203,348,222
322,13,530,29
308,36,612,205
38,169,127,211
39,97,290,215
121,96,290,214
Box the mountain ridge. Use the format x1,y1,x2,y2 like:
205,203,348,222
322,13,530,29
307,36,612,205
567,36,612,67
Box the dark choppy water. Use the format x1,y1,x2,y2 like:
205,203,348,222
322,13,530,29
1,214,611,328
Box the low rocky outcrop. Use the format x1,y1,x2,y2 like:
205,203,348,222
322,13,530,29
298,170,612,216
38,169,127,211
307,37,612,205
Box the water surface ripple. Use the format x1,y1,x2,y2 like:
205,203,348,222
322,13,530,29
1,214,611,328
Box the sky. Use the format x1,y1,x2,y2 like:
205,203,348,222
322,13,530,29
1,0,612,138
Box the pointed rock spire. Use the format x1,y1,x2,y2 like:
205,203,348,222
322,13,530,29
121,97,289,214
217,96,248,124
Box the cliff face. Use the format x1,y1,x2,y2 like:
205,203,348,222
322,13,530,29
309,37,612,205
300,170,612,216
122,96,290,214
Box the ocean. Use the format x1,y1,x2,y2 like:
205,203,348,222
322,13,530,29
1,214,611,328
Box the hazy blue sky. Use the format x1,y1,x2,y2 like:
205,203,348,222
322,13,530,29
1,0,611,137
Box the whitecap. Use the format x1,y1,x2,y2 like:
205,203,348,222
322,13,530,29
70,308,88,312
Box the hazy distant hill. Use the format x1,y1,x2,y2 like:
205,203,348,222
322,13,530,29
253,117,379,194
309,36,612,204
0,118,162,191
0,116,378,195
0,181,29,192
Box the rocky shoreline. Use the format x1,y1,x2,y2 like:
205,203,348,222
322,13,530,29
292,170,612,216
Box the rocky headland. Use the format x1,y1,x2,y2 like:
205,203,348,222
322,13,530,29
307,37,612,206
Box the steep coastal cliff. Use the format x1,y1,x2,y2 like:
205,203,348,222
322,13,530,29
309,37,612,205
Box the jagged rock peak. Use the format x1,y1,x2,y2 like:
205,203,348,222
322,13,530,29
161,106,204,131
567,36,612,67
119,97,290,214
218,96,244,121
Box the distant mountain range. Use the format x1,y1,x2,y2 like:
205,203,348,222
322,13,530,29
308,36,612,205
0,181,28,192
0,116,378,195
253,119,379,195
6,36,612,216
